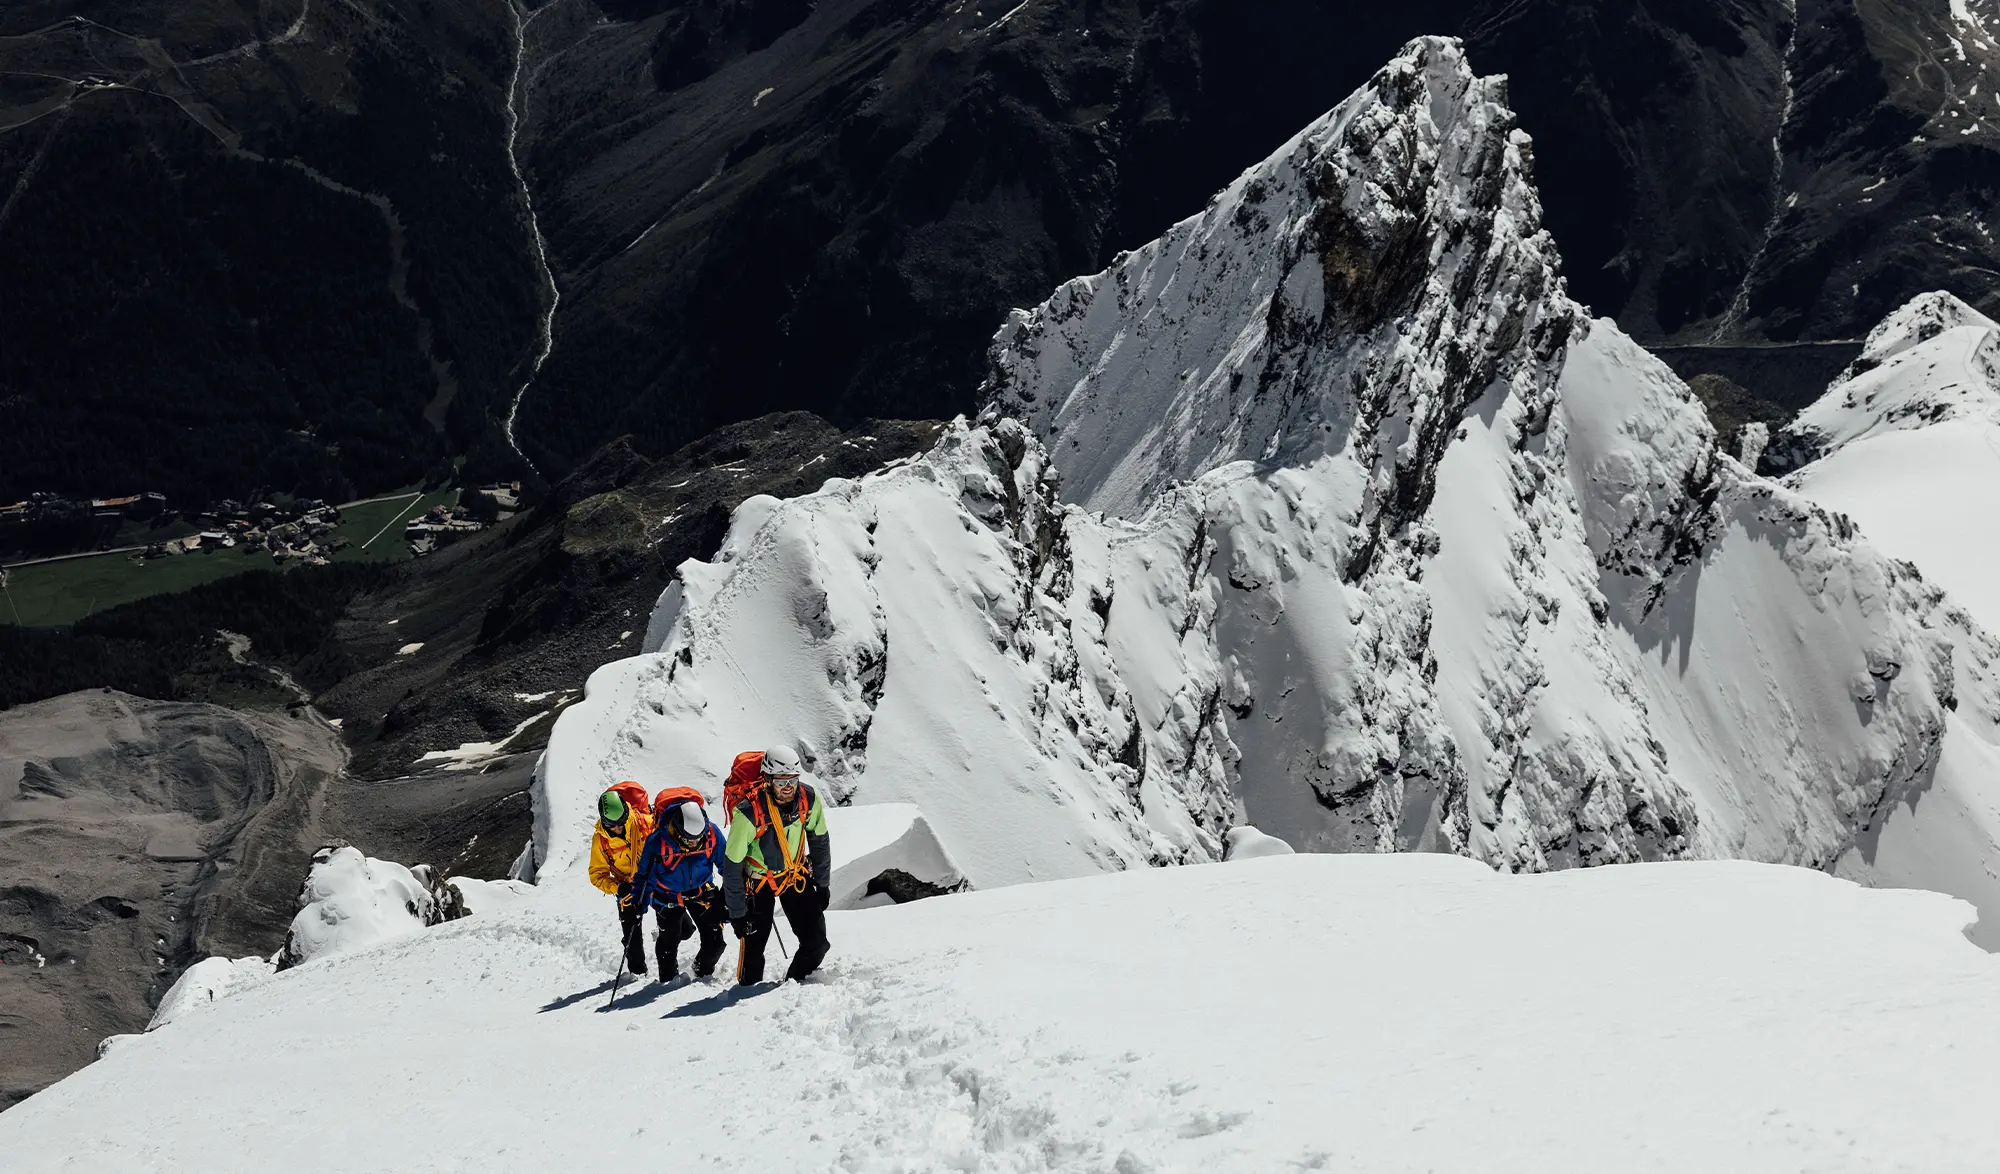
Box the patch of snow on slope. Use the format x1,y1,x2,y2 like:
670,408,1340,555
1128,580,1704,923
147,956,275,1031
1222,825,1295,859
416,709,550,769
7,858,2000,1170
449,876,535,916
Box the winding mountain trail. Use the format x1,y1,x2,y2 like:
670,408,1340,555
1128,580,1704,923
1711,0,1798,342
500,0,564,473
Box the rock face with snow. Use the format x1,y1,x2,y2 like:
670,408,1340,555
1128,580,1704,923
145,957,277,1033
823,805,969,909
1765,292,2000,478
536,40,2000,932
1754,290,2000,949
276,846,470,971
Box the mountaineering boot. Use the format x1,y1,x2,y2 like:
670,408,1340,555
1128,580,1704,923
693,933,724,978
656,934,678,982
779,886,831,981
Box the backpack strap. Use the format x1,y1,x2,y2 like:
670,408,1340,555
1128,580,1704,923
751,788,812,896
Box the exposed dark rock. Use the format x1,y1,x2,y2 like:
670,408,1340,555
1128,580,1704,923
863,867,967,904
1651,341,1866,415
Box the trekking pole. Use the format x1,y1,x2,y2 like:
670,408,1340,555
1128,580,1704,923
773,917,791,960
606,915,639,1010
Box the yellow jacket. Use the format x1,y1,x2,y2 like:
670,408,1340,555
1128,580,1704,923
588,809,655,895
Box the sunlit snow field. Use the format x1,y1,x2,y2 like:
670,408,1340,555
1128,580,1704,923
6,854,2000,1172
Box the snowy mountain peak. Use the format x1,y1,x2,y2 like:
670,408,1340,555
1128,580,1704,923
1766,291,2000,474
528,41,1999,943
986,37,1572,525
1851,290,1999,374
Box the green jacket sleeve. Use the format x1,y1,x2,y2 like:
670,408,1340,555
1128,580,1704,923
806,787,831,886
725,811,756,863
722,810,756,921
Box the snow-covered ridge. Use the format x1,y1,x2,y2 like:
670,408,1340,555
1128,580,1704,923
1766,291,2000,470
532,40,2000,941
13,857,2000,1169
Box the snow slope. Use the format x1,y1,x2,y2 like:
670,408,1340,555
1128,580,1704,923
8,856,2000,1172
528,37,1997,937
1767,292,2000,949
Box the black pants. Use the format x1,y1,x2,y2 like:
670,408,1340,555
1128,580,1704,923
737,886,829,986
655,890,727,979
617,896,649,974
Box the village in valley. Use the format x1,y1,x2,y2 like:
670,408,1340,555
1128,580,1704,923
0,484,524,628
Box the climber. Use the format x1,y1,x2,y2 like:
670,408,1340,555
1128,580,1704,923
588,781,655,976
624,789,729,981
721,745,832,985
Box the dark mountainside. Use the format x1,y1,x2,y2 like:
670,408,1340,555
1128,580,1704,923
0,0,544,506
4,414,940,778
0,693,347,1109
314,412,942,779
508,0,2000,470
8,0,2000,506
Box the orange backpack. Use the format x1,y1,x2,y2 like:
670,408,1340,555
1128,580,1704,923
651,785,706,819
721,751,765,826
647,786,715,874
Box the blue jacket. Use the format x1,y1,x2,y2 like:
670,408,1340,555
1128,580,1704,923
628,802,725,911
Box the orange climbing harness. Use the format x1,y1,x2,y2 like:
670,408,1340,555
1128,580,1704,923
749,789,812,896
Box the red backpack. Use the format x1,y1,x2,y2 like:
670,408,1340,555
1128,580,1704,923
721,752,765,827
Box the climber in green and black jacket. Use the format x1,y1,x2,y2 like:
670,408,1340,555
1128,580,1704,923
720,745,831,985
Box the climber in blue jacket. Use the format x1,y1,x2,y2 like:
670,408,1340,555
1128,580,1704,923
622,790,730,980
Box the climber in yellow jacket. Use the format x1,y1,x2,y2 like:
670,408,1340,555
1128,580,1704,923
589,781,655,974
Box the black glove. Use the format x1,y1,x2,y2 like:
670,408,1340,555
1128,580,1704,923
617,884,637,912
730,917,752,939
813,885,831,912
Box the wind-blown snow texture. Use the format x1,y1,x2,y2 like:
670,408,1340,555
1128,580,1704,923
9,857,2000,1170
533,39,2000,935
1769,292,2000,949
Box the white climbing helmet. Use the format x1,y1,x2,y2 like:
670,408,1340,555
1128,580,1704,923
675,802,707,840
761,745,803,779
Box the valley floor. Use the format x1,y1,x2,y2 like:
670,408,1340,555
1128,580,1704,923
7,854,2000,1171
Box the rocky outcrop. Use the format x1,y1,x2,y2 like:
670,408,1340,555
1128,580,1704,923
274,844,470,971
